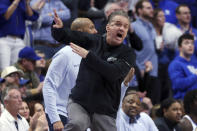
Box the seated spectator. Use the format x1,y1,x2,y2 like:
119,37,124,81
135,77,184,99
116,90,158,131
19,78,30,100
35,50,46,82
154,98,182,131
1,66,23,87
19,101,31,123
0,88,29,130
14,46,43,102
178,89,197,131
168,33,197,99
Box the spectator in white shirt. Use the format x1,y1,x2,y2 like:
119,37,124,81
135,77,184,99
117,90,158,131
0,88,29,131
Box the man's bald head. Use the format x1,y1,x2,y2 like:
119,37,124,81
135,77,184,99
71,18,97,34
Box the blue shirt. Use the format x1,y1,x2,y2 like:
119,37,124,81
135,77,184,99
31,0,70,44
176,24,197,61
43,46,81,124
132,18,158,76
0,0,39,38
168,56,197,99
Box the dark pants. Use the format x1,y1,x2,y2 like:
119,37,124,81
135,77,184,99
46,113,68,131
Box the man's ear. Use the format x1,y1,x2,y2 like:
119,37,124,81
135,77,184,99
106,24,110,32
138,8,142,16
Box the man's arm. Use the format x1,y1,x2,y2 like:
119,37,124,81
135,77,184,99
51,9,98,48
3,0,20,20
119,68,135,109
42,49,70,126
128,25,143,51
70,43,136,83
168,62,197,91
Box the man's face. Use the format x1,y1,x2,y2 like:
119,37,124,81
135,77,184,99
177,6,191,25
23,59,36,71
36,53,46,68
106,15,129,46
164,102,182,123
122,94,141,118
179,39,194,57
140,1,153,19
7,89,22,111
5,72,20,85
83,21,98,34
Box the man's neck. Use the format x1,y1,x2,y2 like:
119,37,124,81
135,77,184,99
180,53,191,61
179,22,190,32
6,108,18,120
140,16,150,23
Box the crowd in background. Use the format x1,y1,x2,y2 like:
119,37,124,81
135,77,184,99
1,0,197,130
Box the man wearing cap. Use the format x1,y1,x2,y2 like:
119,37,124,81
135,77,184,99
1,66,23,88
14,46,43,101
0,66,30,101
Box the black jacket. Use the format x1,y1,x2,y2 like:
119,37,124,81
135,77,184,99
52,26,136,118
154,117,181,131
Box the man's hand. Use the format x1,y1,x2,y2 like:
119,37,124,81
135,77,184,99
53,121,64,131
70,42,89,58
145,61,153,73
123,68,135,86
29,112,42,130
37,82,43,93
53,9,63,28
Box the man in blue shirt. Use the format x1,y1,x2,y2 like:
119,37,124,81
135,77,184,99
31,0,71,59
176,4,197,61
43,17,97,131
168,33,197,99
131,0,160,104
0,0,39,71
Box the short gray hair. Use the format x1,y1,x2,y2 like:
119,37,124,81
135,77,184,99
3,87,19,101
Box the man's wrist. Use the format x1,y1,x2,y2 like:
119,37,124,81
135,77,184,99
12,2,19,7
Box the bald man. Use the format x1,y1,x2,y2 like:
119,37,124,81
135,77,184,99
43,18,97,131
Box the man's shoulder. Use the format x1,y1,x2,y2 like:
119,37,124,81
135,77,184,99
154,117,167,127
53,45,81,59
169,56,184,67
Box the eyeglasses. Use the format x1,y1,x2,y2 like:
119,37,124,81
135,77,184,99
8,73,19,78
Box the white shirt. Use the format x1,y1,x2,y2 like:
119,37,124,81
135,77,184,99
117,84,158,131
43,46,81,124
0,109,29,131
184,115,197,131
